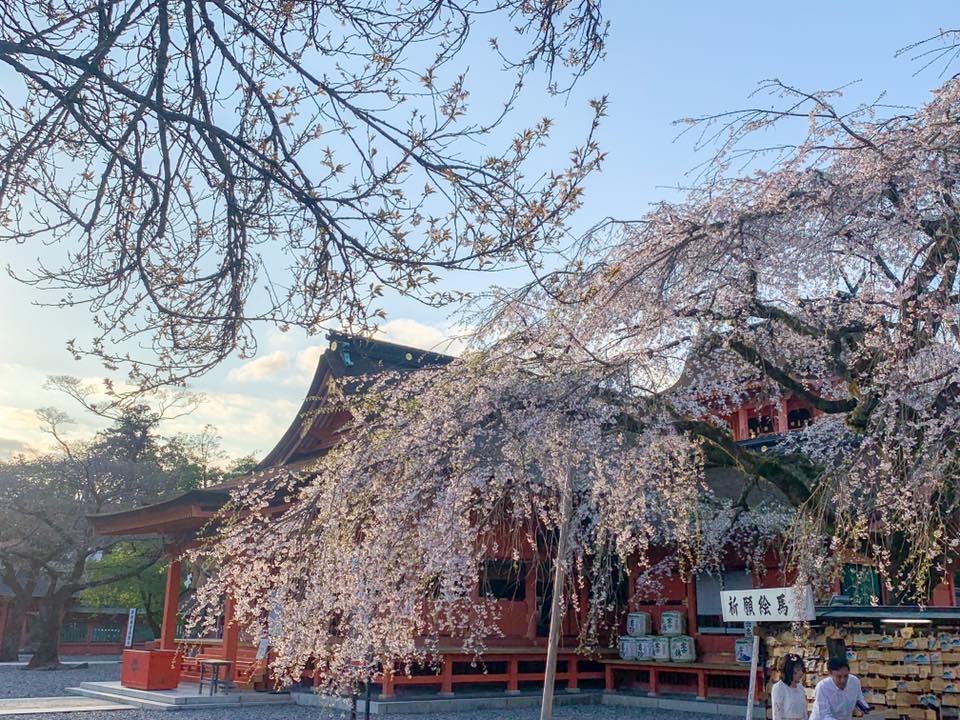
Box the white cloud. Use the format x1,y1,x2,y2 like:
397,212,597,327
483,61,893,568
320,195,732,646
296,346,324,375
375,318,468,356
164,392,300,460
0,318,471,461
227,351,291,382
225,318,468,388
0,405,47,455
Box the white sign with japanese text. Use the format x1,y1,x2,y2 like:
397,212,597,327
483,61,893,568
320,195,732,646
720,585,815,623
124,608,137,647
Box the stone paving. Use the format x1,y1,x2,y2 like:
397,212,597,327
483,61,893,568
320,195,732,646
0,696,133,716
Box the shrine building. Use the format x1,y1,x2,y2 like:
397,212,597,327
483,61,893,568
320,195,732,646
86,331,960,706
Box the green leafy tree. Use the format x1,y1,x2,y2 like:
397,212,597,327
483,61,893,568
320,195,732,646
79,543,168,637
0,377,250,667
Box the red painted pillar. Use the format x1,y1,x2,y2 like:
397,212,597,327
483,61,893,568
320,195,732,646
648,667,658,697
222,595,239,670
507,658,520,694
439,655,454,696
566,655,579,692
734,409,748,441
159,553,181,650
380,666,395,698
776,404,789,434
604,664,615,693
685,579,698,638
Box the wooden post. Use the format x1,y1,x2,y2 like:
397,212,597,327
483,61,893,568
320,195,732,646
604,665,615,693
776,404,789,434
685,578,698,637
380,667,395,699
507,658,520,694
539,468,573,720
566,655,579,692
222,594,239,675
735,409,748,441
744,633,760,720
439,655,454,696
648,667,658,697
159,553,181,650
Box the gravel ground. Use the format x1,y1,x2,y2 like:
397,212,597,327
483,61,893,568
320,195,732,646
0,661,120,699
0,662,720,720
0,705,721,720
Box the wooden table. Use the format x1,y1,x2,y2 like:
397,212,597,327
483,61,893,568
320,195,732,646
198,659,232,696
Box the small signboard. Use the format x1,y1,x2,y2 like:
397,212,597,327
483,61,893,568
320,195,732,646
720,585,814,720
124,608,137,648
255,637,269,660
720,585,815,623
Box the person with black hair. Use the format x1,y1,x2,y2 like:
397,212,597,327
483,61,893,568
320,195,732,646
772,653,807,719
810,656,871,720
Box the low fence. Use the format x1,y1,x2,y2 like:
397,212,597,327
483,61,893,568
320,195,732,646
57,619,155,654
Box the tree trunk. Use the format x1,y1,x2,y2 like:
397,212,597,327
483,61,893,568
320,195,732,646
0,565,37,663
0,593,29,662
540,469,574,720
141,590,162,638
26,595,66,669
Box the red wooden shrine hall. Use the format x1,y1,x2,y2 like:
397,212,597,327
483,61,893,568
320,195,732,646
88,331,958,699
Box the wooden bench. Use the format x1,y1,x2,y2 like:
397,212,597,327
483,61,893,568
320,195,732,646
600,659,758,701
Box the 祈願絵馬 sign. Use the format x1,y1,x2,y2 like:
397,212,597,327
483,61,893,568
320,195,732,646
720,585,815,623
720,585,815,720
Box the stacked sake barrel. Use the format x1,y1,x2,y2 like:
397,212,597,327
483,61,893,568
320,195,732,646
618,611,696,663
618,612,653,661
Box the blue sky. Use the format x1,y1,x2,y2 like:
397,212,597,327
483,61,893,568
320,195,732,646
0,2,954,459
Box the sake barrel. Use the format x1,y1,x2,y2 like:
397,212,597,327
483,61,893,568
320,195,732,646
650,636,671,662
669,635,696,663
626,611,652,637
734,637,753,664
659,610,686,636
635,635,655,661
618,636,640,661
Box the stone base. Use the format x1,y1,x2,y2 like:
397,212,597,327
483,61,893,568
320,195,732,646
69,681,291,711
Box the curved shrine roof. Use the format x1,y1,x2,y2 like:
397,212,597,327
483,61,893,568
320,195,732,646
87,331,453,537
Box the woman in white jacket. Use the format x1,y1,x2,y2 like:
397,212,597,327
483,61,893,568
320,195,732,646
771,653,807,720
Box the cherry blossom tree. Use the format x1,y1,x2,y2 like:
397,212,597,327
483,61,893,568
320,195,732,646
475,33,960,604
190,25,960,718
0,1,606,388
189,353,742,715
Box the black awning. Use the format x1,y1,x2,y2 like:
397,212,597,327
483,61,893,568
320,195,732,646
814,605,960,622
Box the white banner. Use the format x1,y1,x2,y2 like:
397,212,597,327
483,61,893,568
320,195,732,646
124,608,137,647
720,585,815,623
